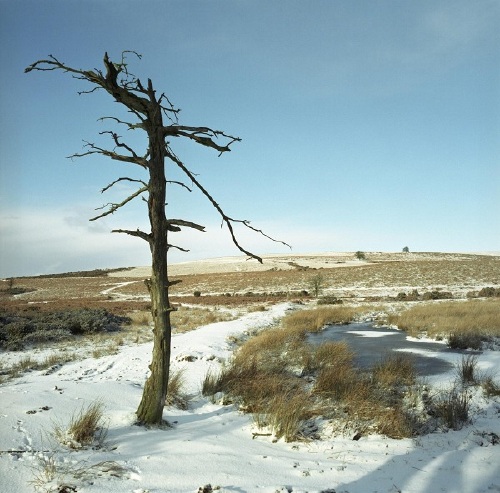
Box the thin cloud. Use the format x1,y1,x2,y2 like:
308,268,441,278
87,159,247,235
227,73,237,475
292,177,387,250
0,207,150,277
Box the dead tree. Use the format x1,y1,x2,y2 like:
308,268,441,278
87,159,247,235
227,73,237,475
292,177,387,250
26,52,288,425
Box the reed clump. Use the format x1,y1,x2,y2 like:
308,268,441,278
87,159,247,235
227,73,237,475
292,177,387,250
387,299,500,345
283,306,367,333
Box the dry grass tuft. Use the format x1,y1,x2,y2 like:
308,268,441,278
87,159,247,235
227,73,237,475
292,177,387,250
202,367,223,401
481,376,500,397
371,353,416,388
30,455,128,493
313,342,357,399
53,400,107,449
432,387,470,430
375,406,417,439
259,389,312,441
456,354,479,385
166,368,190,409
126,306,236,335
201,323,313,441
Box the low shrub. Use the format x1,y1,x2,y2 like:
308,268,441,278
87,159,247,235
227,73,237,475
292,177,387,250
317,296,343,305
4,286,34,295
309,273,325,298
355,251,366,260
422,291,453,300
0,308,130,350
448,333,484,350
396,289,420,301
478,286,500,298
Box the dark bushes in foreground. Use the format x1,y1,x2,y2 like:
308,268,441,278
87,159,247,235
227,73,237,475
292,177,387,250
0,308,130,350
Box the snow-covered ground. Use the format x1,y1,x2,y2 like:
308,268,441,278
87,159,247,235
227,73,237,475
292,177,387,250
1,303,499,493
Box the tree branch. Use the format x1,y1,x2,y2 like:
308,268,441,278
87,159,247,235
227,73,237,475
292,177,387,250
98,116,145,131
166,219,205,232
167,243,190,253
112,228,151,243
68,140,148,168
26,53,152,117
164,125,241,156
165,148,291,262
158,93,181,123
100,177,148,193
27,52,289,265
90,185,148,221
167,180,192,192
100,130,142,160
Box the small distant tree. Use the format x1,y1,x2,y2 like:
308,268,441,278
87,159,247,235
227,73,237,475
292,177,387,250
26,52,288,425
355,251,366,260
402,246,410,253
309,273,325,298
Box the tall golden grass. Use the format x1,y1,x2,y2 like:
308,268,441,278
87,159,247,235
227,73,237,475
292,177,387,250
388,299,500,339
203,307,422,440
283,306,369,333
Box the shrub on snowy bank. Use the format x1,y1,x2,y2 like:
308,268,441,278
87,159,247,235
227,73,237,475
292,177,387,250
0,308,130,350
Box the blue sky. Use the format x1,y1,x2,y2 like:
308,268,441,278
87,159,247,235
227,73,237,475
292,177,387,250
0,0,499,277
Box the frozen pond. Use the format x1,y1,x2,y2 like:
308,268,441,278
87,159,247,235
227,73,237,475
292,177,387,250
307,323,464,376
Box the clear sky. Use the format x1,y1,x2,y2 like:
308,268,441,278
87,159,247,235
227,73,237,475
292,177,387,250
0,0,499,277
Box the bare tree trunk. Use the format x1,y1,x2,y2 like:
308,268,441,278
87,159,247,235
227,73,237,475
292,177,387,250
136,124,171,425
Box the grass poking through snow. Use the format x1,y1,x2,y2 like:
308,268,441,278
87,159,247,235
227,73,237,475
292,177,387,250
52,400,108,450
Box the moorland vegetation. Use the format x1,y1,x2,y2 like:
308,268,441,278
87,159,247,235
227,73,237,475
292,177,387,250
1,252,499,439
